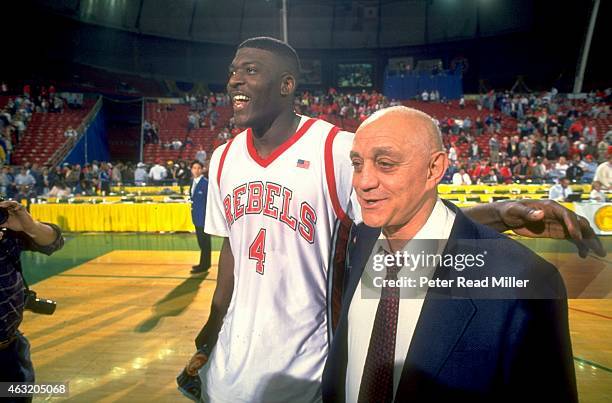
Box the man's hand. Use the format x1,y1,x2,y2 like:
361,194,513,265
0,200,59,245
185,351,208,377
497,199,606,258
0,200,36,232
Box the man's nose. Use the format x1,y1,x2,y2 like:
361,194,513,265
355,163,378,191
227,72,244,88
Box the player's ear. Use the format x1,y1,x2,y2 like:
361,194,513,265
281,73,296,96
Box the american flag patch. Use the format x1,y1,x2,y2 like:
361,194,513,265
296,159,310,169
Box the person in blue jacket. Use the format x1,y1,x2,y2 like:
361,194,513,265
189,160,211,274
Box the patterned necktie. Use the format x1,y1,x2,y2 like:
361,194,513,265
358,262,401,403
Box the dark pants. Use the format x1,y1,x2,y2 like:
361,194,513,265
195,226,211,270
0,332,34,403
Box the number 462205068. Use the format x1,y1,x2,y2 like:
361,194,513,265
248,228,267,275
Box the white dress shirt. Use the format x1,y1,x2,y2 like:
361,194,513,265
548,184,573,201
148,164,167,181
345,199,456,402
452,172,472,185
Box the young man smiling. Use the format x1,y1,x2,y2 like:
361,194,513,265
184,37,604,403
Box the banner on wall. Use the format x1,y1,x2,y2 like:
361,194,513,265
573,203,612,235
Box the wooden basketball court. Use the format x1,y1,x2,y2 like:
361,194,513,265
19,235,611,402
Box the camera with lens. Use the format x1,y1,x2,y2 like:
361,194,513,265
24,289,57,315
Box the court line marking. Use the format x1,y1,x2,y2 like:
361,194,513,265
569,307,612,320
573,357,612,373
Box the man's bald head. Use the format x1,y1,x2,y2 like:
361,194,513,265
358,106,444,155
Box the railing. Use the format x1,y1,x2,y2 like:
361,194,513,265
47,96,103,167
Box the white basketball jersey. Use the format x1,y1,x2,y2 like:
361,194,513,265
203,116,357,403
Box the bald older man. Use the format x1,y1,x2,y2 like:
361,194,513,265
322,107,577,403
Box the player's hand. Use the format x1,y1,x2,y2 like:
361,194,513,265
497,199,606,258
185,351,208,376
0,200,36,233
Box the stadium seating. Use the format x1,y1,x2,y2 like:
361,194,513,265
142,102,233,163
10,100,95,165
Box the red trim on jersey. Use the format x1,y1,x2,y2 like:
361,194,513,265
216,139,234,187
246,118,317,168
324,126,350,225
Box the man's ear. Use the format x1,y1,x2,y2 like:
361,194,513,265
281,73,296,96
428,151,449,185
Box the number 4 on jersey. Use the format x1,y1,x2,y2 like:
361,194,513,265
249,228,267,275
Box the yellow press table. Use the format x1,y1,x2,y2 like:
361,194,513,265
30,202,195,232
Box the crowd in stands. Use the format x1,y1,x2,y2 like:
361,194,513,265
292,87,611,190
441,88,611,187
0,82,84,165
294,88,398,125
0,158,215,201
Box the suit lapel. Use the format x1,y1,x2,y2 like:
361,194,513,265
396,203,478,397
343,224,381,309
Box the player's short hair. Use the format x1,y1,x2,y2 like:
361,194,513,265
191,160,204,169
238,37,301,79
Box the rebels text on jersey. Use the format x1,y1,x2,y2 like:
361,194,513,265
223,181,317,244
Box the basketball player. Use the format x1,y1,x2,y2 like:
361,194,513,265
184,37,604,402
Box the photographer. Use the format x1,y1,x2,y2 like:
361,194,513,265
0,200,64,402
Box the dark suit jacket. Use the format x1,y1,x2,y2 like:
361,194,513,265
190,176,208,228
322,200,577,403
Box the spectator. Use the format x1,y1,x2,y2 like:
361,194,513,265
532,158,548,182
513,157,533,182
469,142,480,161
594,153,612,189
557,136,570,158
447,143,457,163
489,135,500,163
0,165,13,197
134,162,148,186
589,181,606,202
195,146,207,164
176,161,191,193
548,177,573,201
98,163,111,194
148,160,168,185
552,156,569,180
64,164,81,192
583,121,597,143
64,126,78,138
597,139,608,163
580,155,597,183
209,109,219,131
188,113,198,131
498,160,513,183
171,139,183,150
452,167,472,185
14,167,35,192
565,157,584,182
111,162,123,185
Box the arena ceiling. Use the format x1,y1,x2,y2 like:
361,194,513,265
32,0,534,49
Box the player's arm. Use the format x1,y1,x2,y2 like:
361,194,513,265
463,199,605,258
185,237,234,376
